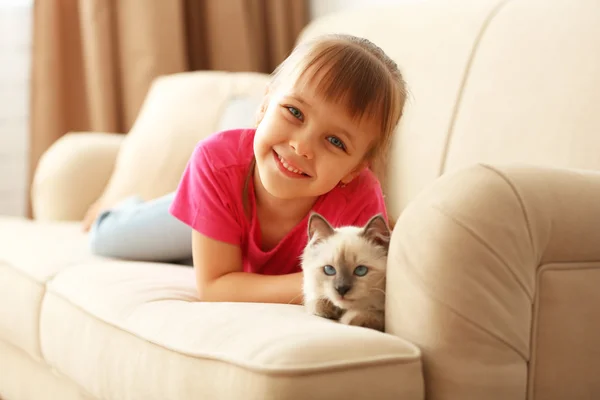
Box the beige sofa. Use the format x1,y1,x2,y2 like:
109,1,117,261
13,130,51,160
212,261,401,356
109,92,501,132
2,0,600,399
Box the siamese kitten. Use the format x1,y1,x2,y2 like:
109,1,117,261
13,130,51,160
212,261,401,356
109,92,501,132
301,212,391,332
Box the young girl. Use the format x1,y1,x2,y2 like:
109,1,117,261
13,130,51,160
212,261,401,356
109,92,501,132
88,33,407,305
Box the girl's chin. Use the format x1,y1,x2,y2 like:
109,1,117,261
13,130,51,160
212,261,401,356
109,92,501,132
258,179,324,205
255,174,301,200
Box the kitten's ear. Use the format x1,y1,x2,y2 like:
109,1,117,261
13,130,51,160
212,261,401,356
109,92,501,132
361,214,391,252
307,212,335,243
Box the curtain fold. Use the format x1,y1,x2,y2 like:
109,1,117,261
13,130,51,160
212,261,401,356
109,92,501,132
28,0,308,218
78,0,190,133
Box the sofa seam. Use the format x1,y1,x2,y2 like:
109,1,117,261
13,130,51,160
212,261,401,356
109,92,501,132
0,259,48,361
528,262,600,400
438,0,514,175
431,202,533,303
0,258,54,285
480,164,535,261
1,260,96,400
422,205,528,361
0,338,97,400
399,248,529,361
42,288,421,376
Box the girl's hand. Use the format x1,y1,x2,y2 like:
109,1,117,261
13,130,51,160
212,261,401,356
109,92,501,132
82,199,104,232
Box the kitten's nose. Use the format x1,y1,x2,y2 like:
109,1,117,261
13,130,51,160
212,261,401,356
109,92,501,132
335,284,351,296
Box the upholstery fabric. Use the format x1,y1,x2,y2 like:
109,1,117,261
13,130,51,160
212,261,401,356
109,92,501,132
387,164,600,399
0,218,101,358
0,339,93,400
40,261,423,399
32,132,124,221
4,0,600,399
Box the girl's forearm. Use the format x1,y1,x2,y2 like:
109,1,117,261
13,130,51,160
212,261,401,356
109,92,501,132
198,271,304,305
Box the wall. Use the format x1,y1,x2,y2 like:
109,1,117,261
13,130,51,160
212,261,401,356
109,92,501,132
0,1,32,217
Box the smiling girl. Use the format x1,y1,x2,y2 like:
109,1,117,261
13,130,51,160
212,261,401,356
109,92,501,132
88,34,407,304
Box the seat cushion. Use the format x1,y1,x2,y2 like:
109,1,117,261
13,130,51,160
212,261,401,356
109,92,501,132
41,260,424,400
0,217,103,359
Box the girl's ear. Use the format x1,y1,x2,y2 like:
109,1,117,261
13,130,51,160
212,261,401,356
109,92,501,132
255,99,268,126
340,160,369,185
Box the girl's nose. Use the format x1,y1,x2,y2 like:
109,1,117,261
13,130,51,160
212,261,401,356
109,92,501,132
289,137,314,159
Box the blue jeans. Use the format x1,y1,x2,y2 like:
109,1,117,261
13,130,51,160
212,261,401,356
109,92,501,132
88,192,194,265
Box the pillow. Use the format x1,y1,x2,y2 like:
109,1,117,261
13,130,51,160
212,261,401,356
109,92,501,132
216,95,264,131
96,71,269,210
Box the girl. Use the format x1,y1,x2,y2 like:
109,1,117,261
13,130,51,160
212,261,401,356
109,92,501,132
88,33,407,305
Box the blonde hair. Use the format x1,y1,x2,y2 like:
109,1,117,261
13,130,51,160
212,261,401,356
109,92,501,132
244,34,407,215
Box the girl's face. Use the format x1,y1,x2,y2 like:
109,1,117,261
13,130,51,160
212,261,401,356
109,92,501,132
253,77,380,201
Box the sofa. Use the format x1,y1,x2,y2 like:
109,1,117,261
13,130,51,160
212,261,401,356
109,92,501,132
2,0,600,399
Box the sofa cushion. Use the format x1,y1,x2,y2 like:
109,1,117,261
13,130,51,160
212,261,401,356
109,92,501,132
0,217,102,360
41,260,423,399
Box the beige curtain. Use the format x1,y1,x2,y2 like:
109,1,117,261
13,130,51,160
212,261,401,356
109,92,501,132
28,0,308,217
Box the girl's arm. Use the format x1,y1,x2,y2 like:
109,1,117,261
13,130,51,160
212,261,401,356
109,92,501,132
192,231,304,304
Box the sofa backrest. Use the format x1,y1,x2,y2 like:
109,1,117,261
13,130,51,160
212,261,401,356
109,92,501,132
300,0,600,221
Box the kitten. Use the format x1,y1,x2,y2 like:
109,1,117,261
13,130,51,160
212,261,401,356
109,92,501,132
301,212,391,332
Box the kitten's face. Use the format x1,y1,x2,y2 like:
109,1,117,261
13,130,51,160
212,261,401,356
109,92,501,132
301,213,391,311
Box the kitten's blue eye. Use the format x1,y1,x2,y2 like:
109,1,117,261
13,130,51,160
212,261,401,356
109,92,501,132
287,106,303,121
354,265,368,276
327,136,346,150
323,265,336,276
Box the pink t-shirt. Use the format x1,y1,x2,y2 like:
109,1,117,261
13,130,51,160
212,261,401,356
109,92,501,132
169,128,388,276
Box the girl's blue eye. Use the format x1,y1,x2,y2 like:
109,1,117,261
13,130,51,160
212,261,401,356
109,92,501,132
323,265,336,276
354,265,368,276
287,106,303,121
327,136,346,150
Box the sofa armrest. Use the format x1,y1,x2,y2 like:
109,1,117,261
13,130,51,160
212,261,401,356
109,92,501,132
385,163,600,400
31,132,125,221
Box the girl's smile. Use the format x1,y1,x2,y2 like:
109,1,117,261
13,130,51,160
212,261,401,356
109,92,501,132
273,150,311,178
